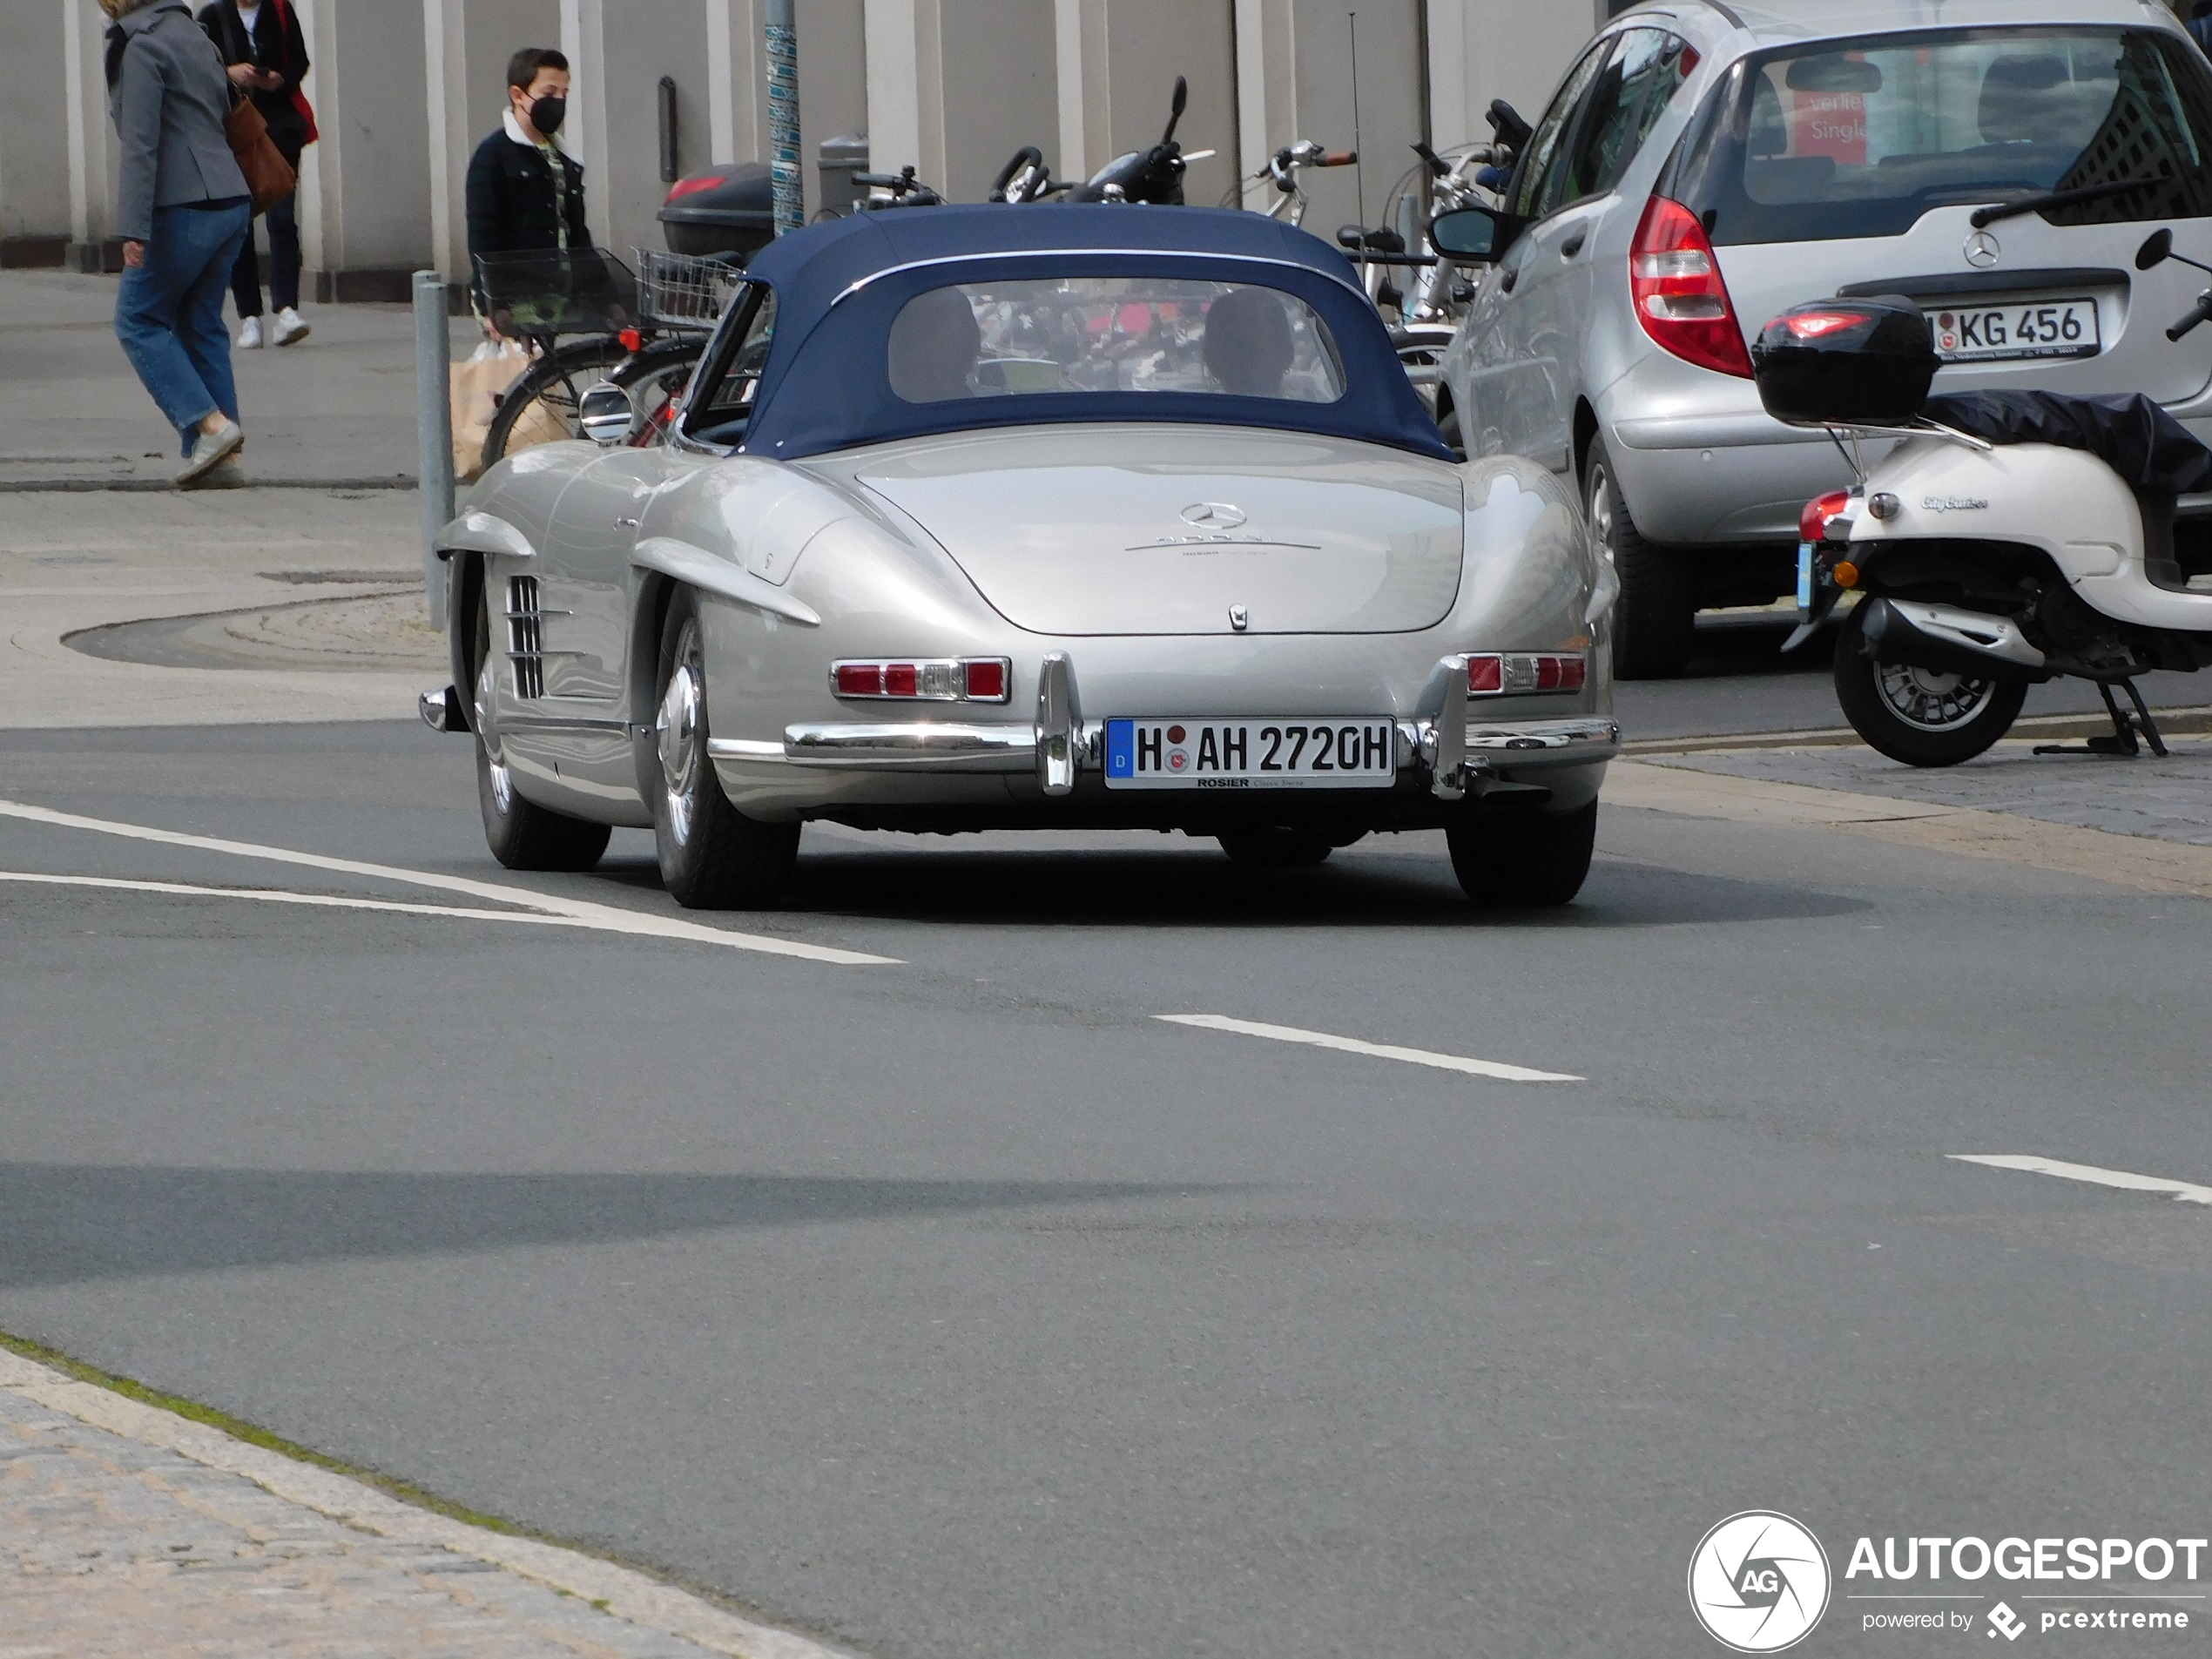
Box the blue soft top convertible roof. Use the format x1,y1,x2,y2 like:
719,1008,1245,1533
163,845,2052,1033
727,204,1454,462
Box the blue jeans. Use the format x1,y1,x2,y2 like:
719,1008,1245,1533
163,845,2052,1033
115,200,251,455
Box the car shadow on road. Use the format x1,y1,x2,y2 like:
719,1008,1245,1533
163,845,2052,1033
0,1167,1195,1287
584,845,1870,929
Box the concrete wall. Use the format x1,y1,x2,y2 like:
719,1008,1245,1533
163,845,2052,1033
17,0,1606,291
1288,0,1426,243
798,0,867,219
296,0,433,289
1,0,73,256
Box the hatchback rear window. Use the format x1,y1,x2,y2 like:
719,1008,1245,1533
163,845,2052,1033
1666,28,2212,245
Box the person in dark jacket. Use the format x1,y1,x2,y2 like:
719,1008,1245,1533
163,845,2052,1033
465,48,593,338
100,0,251,487
199,0,311,347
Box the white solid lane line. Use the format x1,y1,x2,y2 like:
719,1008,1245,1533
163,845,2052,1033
3,871,662,933
1157,1014,1582,1082
0,798,897,967
1950,1154,2212,1206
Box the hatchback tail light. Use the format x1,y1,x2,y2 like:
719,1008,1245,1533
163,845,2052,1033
830,658,1011,704
1800,489,1855,543
1630,196,1752,378
1466,652,1588,697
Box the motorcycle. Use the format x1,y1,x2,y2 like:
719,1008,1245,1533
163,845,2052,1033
1759,239,2212,767
1066,77,1214,205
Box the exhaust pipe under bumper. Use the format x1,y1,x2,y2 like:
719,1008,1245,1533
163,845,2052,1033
1858,598,2047,682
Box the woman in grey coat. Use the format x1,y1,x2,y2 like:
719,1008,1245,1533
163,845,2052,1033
100,0,253,485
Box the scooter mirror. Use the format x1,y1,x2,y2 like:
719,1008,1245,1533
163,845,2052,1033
1171,77,1187,120
2137,228,2173,272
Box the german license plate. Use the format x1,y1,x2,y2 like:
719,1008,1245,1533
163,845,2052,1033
1103,718,1394,790
1930,298,2098,361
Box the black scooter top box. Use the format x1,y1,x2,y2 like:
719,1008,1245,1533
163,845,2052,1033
660,161,775,261
1751,296,1939,427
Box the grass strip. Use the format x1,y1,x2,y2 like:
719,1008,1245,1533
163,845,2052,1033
0,1325,529,1537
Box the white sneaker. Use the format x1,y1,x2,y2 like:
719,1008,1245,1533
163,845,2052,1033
175,420,244,485
236,315,263,349
271,307,310,347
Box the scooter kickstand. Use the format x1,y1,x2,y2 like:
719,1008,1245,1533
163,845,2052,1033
2117,677,2170,757
2033,679,2162,758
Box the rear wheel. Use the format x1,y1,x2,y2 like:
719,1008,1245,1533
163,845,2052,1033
1585,437,1695,679
1217,827,1335,867
652,588,800,908
1446,800,1598,907
471,577,611,872
1831,599,2025,767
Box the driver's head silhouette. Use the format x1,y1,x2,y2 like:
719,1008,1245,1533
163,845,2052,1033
888,287,982,402
1203,288,1297,397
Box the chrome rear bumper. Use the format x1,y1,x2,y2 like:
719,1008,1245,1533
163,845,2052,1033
704,654,1617,792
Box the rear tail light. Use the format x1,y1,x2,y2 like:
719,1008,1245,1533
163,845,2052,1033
1630,196,1752,378
1800,489,1855,543
830,658,1011,703
1466,652,1588,697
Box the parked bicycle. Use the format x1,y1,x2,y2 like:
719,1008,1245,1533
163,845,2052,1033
475,246,730,469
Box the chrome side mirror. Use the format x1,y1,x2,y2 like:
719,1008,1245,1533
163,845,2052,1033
578,381,636,445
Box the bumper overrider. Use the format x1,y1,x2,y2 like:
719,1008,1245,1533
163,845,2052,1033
700,652,1618,800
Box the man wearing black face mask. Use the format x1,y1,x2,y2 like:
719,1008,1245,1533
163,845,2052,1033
464,47,591,335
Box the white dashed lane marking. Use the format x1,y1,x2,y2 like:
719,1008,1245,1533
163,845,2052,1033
1950,1154,2212,1206
0,798,897,967
1157,1014,1583,1082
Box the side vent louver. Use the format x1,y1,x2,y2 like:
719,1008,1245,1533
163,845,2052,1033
507,575,544,699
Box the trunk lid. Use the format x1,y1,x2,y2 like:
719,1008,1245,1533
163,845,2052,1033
1716,206,2212,408
847,427,1464,636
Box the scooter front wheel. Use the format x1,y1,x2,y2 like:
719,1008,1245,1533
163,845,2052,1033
1832,600,2026,767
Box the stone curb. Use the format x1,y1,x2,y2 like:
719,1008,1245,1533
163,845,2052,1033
0,1347,856,1659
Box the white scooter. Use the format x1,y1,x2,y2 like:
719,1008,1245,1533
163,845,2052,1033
1752,238,2212,766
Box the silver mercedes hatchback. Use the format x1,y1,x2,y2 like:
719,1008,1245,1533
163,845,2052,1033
1435,0,2212,676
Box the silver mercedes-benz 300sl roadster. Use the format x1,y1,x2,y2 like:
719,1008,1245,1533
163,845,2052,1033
423,205,1619,908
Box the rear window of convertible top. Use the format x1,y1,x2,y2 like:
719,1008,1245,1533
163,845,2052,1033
883,275,1347,405
1668,26,2212,245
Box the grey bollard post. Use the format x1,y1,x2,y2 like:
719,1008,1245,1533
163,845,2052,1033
414,270,455,630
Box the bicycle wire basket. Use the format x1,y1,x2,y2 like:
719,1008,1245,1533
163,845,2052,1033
472,246,638,337
635,248,744,330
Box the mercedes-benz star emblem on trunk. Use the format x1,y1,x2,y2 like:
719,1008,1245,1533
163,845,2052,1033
1182,502,1247,529
1965,230,2001,268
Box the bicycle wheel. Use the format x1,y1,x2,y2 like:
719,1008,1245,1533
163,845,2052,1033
612,338,705,447
481,336,629,470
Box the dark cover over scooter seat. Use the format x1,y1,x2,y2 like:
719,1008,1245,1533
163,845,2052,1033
1921,390,2212,499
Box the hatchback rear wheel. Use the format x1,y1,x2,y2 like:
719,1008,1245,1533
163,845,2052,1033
1586,437,1696,680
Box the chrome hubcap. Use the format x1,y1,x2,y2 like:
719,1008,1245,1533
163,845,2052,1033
657,644,703,846
475,656,513,813
1876,661,1995,730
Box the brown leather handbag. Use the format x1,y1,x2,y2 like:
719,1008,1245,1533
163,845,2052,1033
225,94,297,217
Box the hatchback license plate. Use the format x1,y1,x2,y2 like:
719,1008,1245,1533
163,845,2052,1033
1103,718,1394,790
1930,298,2098,361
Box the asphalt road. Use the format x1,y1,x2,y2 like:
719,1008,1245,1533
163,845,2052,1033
3,719,2210,1658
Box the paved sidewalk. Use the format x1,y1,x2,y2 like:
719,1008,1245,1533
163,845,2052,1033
0,271,478,489
1644,736,2212,848
0,1348,843,1659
